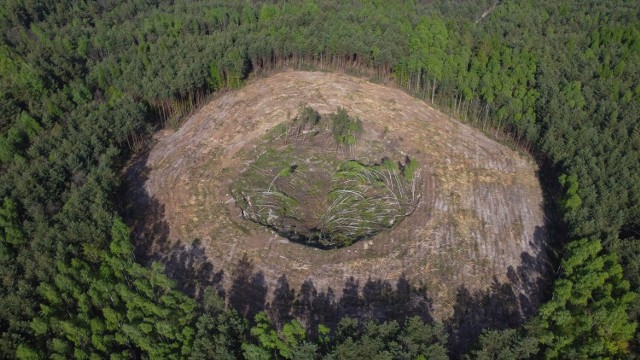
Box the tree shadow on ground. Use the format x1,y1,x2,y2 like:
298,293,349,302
446,226,553,357
121,152,554,358
120,151,225,300
179,253,437,332
228,254,268,322
220,241,550,358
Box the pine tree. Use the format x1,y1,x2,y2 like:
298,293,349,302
536,239,637,359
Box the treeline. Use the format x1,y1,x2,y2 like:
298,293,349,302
0,0,639,358
14,219,452,359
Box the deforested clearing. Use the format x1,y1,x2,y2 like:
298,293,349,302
127,70,548,319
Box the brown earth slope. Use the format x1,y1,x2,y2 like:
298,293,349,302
127,70,548,319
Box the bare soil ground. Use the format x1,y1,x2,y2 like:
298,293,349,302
127,70,548,320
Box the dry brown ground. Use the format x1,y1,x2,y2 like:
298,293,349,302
127,70,548,319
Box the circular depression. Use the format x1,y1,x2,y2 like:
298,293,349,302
127,70,548,318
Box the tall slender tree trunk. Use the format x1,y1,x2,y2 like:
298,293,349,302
431,79,437,104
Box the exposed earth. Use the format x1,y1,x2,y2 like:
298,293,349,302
127,70,549,319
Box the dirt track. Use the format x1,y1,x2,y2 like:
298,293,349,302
129,70,548,318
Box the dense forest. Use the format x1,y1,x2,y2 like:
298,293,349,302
1,0,639,358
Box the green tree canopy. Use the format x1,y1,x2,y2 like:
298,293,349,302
537,238,637,359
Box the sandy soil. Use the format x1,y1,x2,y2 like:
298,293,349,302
128,70,548,319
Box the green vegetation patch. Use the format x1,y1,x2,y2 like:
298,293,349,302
231,107,421,248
